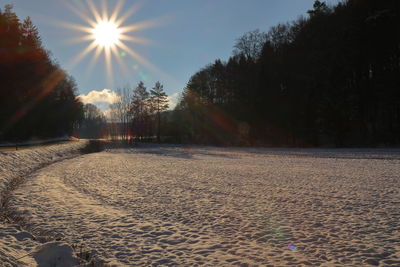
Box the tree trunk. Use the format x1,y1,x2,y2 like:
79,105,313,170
157,111,161,142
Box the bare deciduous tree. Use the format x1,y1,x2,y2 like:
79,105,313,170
233,29,267,60
109,86,131,141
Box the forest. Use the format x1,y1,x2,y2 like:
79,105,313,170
166,0,400,147
0,5,83,142
1,0,399,147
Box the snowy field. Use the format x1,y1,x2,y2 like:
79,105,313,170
6,145,400,266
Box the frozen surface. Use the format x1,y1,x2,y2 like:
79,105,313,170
0,140,87,266
9,145,400,266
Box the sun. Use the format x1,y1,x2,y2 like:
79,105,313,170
93,21,120,47
62,0,168,84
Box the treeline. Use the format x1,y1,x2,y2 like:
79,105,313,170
108,81,169,142
167,0,400,147
0,5,83,142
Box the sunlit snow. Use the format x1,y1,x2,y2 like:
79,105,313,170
5,145,400,265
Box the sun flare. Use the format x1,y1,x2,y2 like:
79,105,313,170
62,0,169,84
93,21,120,47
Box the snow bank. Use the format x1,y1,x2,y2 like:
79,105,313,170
0,139,87,193
0,140,88,266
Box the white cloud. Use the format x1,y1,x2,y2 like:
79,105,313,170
79,90,180,114
78,89,120,105
167,92,179,110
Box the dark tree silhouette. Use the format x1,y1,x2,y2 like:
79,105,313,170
167,0,400,147
233,29,267,61
130,81,150,139
150,81,169,142
0,5,83,142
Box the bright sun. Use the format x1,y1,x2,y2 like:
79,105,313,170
93,21,120,47
63,0,170,84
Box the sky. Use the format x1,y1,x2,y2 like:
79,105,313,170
2,0,339,111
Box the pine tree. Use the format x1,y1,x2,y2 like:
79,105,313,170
150,81,169,142
21,16,42,48
130,81,149,139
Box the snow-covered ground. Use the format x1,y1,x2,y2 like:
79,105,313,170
0,140,87,266
8,145,400,266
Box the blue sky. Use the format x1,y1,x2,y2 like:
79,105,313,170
3,0,339,111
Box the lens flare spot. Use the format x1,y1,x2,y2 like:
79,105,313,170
138,71,147,81
120,51,126,57
288,242,297,251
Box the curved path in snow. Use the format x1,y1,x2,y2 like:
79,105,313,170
10,146,400,266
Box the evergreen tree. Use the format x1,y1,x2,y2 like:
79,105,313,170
150,82,169,142
130,81,149,139
0,5,83,141
169,0,400,147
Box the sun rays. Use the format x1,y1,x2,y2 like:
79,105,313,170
62,0,166,85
